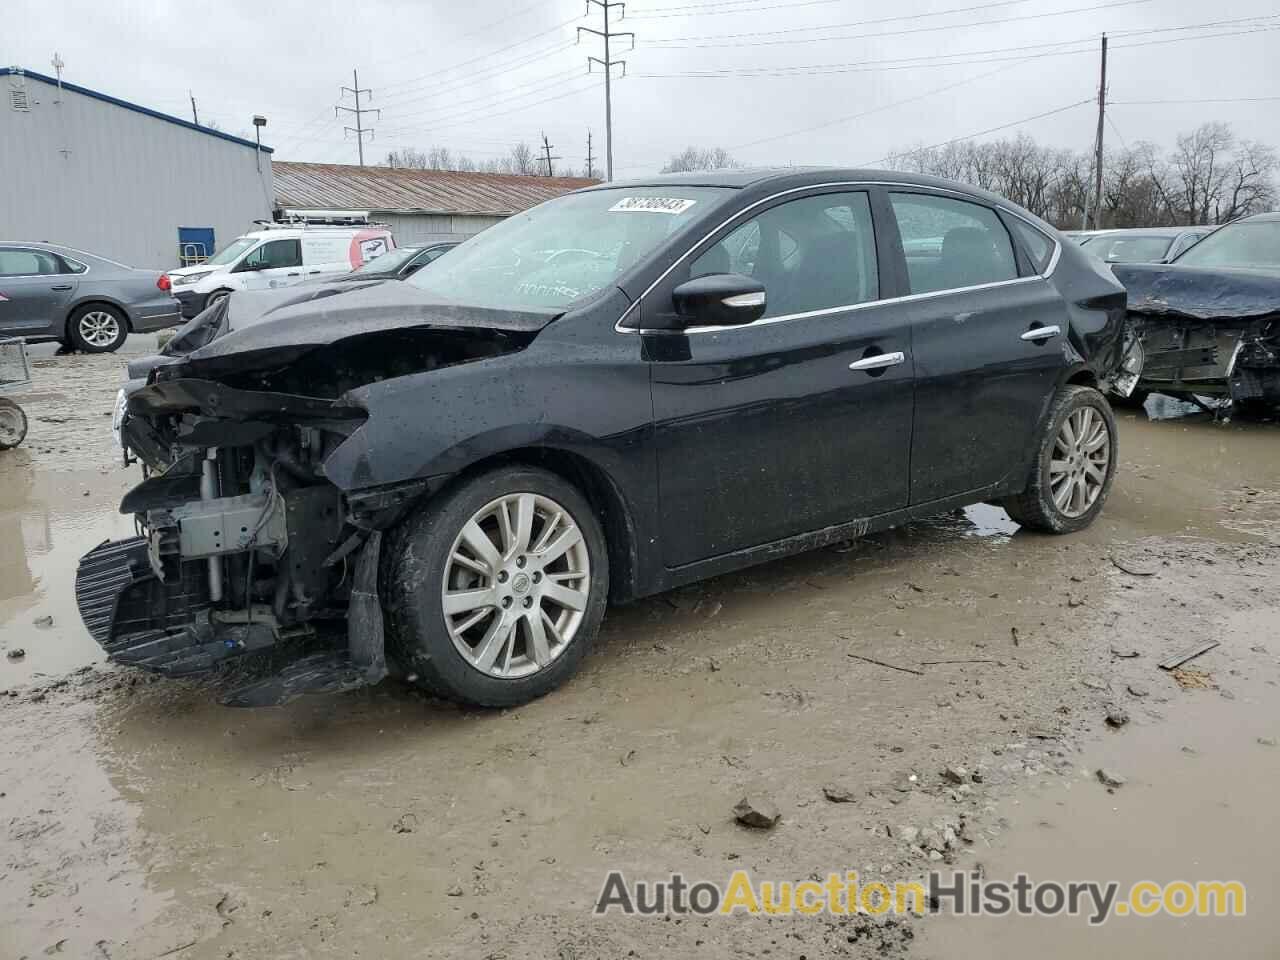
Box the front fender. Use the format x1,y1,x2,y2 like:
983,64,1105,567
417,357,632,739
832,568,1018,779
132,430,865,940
322,342,653,496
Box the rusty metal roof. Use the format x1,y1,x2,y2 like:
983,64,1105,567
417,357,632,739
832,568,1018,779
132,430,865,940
273,162,598,218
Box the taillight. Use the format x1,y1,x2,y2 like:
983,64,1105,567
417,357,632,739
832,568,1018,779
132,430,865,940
157,274,172,292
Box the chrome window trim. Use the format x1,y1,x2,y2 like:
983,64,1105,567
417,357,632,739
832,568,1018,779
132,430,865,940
614,180,1062,336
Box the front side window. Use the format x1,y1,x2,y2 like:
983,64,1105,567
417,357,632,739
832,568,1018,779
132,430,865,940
408,187,731,310
205,236,259,267
0,248,61,276
240,239,302,270
890,193,1018,295
1175,220,1280,270
689,191,878,319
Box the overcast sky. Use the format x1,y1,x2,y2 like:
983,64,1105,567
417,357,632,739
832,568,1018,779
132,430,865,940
7,0,1279,176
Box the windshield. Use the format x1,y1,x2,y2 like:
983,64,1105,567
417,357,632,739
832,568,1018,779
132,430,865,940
1081,234,1173,263
350,247,420,275
1175,220,1280,270
407,187,731,310
204,237,259,267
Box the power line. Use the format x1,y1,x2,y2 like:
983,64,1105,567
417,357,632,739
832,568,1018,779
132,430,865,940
377,14,584,98
1110,95,1280,105
633,14,1279,77
579,0,635,181
335,69,379,166
378,39,576,109
730,57,1030,151
629,0,1024,18
642,0,1034,38
643,0,1152,47
633,20,1280,78
859,99,1095,166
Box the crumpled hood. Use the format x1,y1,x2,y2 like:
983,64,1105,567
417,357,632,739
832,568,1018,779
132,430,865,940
159,280,557,380
1112,262,1280,321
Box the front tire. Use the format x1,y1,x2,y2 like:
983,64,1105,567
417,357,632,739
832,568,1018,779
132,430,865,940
0,398,27,449
204,289,232,311
67,304,127,353
1001,385,1117,534
384,466,609,707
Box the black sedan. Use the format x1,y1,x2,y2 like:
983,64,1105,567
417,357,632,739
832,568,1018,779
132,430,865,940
81,169,1130,708
335,242,457,282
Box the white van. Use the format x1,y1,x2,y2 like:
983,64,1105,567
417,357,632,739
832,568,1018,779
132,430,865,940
168,215,395,318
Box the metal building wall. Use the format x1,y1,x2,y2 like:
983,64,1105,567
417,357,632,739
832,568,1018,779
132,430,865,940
0,72,273,269
377,212,506,246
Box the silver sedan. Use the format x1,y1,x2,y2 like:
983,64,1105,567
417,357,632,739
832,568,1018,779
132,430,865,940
0,242,180,352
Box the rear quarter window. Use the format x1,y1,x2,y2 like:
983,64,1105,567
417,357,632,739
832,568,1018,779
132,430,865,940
1006,217,1057,273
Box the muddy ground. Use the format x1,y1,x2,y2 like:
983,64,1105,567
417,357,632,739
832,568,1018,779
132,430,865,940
1,337,1278,960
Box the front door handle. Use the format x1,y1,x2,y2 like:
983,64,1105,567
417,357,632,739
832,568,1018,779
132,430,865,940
287,272,301,277
50,283,73,291
1021,325,1061,342
848,351,906,372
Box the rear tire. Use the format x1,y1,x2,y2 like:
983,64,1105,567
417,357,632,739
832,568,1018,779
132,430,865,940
0,398,27,449
384,466,609,707
67,304,127,353
1001,385,1117,534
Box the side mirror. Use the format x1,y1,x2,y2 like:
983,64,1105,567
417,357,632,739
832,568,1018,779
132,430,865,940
671,273,766,328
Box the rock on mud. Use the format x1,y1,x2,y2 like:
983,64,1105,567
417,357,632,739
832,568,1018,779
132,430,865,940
1096,768,1127,788
733,795,781,829
822,784,857,803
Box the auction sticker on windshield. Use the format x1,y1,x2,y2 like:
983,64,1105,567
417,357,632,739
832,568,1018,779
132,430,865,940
609,197,698,214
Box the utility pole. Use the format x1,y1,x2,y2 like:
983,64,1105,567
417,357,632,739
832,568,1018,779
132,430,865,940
336,69,379,167
50,52,65,104
578,1,634,182
540,132,562,177
586,129,595,179
1091,33,1108,230
189,90,199,125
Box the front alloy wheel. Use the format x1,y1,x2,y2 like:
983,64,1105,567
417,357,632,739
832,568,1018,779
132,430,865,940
386,466,609,706
443,493,591,679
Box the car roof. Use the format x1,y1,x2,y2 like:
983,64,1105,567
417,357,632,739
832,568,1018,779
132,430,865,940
582,167,1026,210
1082,226,1210,239
1242,211,1280,222
0,240,134,269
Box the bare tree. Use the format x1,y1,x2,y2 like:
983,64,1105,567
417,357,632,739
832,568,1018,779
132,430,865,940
661,146,739,173
886,121,1277,229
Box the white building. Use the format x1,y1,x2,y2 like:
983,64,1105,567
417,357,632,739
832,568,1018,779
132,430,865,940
1,67,274,269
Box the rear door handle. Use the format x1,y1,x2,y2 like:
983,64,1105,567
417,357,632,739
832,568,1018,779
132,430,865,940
848,351,906,372
1021,325,1061,342
50,284,73,291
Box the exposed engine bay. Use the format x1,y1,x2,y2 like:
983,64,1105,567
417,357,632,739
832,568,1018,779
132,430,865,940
79,282,547,706
1112,262,1280,408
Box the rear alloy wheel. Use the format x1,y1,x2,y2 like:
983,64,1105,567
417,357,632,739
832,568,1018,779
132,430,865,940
0,398,27,449
68,304,127,353
385,467,608,706
1002,385,1117,533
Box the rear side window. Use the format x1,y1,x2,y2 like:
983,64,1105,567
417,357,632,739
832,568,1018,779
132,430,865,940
1007,217,1057,273
889,193,1018,295
0,248,61,276
690,191,878,319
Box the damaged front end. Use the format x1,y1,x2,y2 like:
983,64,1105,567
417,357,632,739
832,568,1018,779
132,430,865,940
76,282,547,705
1111,263,1280,408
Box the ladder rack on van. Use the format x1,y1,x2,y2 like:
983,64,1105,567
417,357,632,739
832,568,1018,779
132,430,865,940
260,209,391,229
